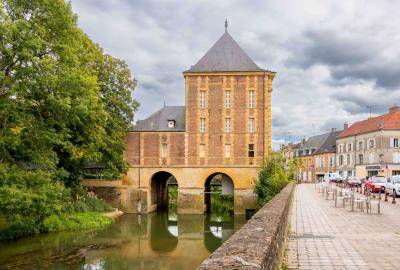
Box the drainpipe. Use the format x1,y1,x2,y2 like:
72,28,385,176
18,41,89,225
354,134,357,177
137,131,142,213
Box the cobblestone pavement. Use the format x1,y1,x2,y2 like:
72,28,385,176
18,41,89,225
287,183,400,270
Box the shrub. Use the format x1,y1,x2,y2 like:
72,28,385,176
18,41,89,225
70,186,112,213
254,152,290,206
0,164,69,238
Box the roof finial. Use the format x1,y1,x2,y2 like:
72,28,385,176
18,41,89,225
225,19,228,33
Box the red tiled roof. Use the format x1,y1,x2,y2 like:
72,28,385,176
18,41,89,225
338,108,400,138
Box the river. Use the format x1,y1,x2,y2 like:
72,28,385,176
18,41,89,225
0,208,246,270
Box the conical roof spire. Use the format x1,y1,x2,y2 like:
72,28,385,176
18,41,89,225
184,25,265,73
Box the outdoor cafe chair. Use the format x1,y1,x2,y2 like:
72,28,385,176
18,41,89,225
334,189,345,208
366,191,381,214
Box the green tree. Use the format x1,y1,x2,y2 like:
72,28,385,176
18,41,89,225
0,0,137,237
254,152,289,205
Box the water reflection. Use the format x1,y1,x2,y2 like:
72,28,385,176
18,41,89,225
0,207,245,270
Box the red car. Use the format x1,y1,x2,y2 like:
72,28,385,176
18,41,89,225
364,176,387,193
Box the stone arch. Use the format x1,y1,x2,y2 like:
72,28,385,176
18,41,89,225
204,172,234,213
150,171,178,210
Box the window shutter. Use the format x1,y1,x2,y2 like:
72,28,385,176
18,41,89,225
390,138,394,148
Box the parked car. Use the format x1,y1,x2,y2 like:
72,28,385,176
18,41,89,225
346,176,361,187
365,175,386,193
324,172,343,183
385,175,400,197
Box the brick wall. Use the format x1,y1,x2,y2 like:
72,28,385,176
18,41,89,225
125,73,274,168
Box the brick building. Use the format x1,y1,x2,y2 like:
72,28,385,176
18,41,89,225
122,24,275,214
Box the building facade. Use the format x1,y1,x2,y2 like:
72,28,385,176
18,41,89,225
122,25,275,214
284,129,341,182
336,106,400,179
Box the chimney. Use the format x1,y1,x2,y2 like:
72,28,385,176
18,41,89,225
389,105,400,114
344,122,349,130
331,128,337,133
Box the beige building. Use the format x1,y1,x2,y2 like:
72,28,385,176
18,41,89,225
120,24,275,214
336,106,400,178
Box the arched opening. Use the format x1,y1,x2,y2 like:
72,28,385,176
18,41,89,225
150,171,178,211
204,173,234,216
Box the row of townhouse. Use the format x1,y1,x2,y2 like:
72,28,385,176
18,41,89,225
281,106,400,182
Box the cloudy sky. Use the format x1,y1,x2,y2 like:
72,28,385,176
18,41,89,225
70,0,400,149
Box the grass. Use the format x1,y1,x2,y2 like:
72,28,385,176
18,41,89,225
43,212,113,233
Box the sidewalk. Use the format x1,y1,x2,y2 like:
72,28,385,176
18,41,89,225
287,184,400,270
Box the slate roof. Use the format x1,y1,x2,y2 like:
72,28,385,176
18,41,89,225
132,106,185,132
314,130,342,154
184,30,266,73
338,107,400,138
302,133,331,151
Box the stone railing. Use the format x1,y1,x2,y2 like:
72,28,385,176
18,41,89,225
196,182,295,270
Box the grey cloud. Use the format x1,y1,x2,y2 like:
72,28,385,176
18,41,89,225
287,29,376,68
286,28,400,90
71,0,400,149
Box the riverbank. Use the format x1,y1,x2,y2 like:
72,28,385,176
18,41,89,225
0,211,117,240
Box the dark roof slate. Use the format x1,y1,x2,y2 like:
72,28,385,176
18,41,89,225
314,130,342,154
303,133,331,150
133,106,185,132
184,31,266,73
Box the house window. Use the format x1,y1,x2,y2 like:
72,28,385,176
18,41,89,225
161,143,168,158
369,139,375,149
347,143,352,152
200,118,205,133
225,90,231,109
359,154,363,164
391,138,400,148
329,157,333,167
358,141,363,150
225,144,231,158
339,155,344,165
249,90,254,108
248,118,254,133
168,120,175,128
200,91,206,109
225,118,231,133
248,144,254,157
347,154,351,165
199,144,205,158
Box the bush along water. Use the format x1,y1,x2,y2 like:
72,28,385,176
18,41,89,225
0,165,113,240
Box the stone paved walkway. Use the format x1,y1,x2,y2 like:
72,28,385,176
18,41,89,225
287,183,400,270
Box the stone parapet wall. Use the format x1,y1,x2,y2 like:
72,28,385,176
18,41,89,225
196,182,295,270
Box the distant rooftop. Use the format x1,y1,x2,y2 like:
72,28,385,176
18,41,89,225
184,22,267,73
132,106,185,132
338,106,400,138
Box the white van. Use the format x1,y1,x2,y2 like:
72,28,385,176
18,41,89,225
324,172,343,183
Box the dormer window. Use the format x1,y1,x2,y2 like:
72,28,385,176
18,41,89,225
168,120,176,128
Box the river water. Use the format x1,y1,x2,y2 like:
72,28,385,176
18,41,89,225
0,209,246,270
